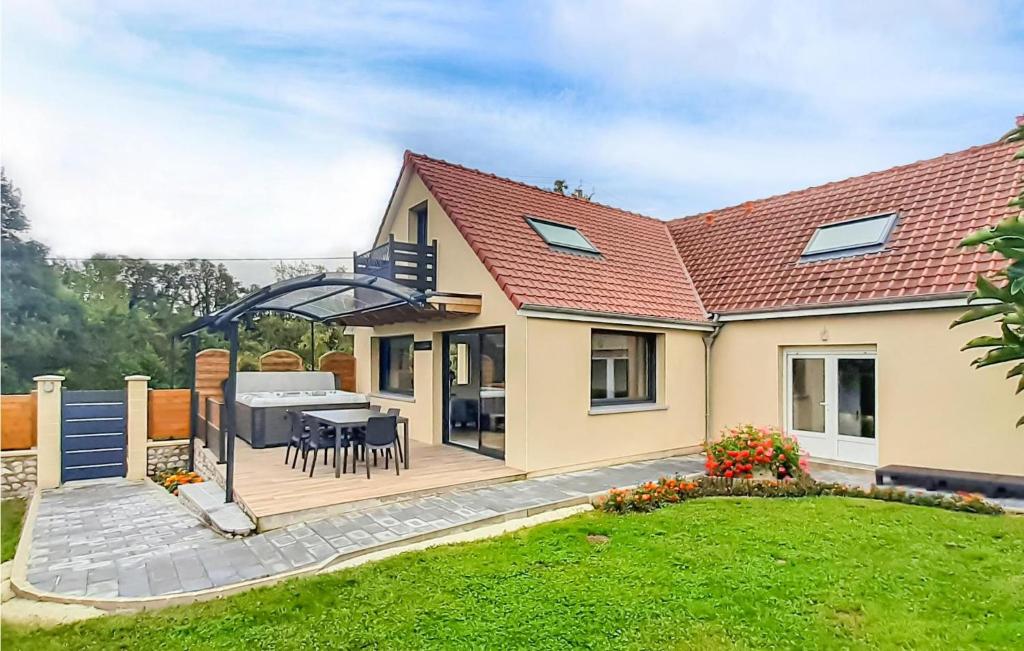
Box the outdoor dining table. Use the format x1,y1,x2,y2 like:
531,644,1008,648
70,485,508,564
302,408,410,477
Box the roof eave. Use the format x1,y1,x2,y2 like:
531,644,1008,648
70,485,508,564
713,292,983,321
518,303,715,331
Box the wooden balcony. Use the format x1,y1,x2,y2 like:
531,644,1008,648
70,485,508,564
354,235,436,292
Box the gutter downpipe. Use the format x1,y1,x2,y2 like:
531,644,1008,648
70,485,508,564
703,314,722,445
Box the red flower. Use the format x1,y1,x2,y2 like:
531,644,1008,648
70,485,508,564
724,470,734,478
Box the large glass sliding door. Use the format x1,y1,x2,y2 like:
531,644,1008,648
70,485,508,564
785,350,877,465
444,328,505,459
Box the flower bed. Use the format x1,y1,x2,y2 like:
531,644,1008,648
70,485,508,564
704,424,807,480
597,475,1003,515
156,468,203,495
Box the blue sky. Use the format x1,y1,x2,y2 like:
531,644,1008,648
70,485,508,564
3,1,1022,283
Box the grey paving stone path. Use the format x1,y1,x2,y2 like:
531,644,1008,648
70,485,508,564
24,455,705,600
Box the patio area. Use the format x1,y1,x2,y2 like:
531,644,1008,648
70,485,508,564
210,440,526,531
17,454,707,604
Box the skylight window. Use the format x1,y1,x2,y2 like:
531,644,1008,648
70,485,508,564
525,216,600,254
801,212,897,260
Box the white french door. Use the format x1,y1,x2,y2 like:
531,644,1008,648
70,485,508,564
784,350,878,465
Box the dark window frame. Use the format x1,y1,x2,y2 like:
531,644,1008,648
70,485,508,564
410,202,428,245
378,335,414,395
589,329,657,406
524,215,601,255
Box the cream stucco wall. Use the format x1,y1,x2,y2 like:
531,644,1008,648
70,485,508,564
352,171,708,473
524,318,707,471
353,172,529,470
710,308,1024,476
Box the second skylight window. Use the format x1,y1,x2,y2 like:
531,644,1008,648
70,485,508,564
801,212,897,259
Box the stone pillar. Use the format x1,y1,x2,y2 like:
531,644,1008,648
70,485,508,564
125,375,150,480
34,375,65,489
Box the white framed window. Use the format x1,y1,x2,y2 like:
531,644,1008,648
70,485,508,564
801,212,897,260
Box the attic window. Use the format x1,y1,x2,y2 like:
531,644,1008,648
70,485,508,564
801,212,898,260
525,216,600,254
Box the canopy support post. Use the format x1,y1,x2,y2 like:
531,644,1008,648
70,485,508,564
170,336,177,388
224,320,239,503
187,334,199,472
309,321,316,369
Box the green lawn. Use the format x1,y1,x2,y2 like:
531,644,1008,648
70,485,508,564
3,497,1023,649
1,498,27,562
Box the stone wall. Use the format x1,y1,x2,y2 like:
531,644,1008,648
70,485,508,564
146,441,190,478
1,451,38,498
1,443,192,495
194,443,225,489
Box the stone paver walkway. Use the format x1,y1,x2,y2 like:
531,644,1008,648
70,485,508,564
24,455,705,601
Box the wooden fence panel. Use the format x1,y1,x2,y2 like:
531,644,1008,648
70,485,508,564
259,349,304,372
318,351,356,391
196,348,230,402
1,394,37,450
148,389,191,440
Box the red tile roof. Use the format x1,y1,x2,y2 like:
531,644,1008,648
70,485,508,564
668,141,1022,314
404,151,708,322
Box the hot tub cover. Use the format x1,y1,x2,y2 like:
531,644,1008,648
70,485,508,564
236,390,368,408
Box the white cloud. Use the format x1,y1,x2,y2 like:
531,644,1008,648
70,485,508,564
541,0,1022,124
1,0,1020,274
3,93,399,261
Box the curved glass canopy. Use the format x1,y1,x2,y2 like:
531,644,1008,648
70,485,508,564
178,272,427,335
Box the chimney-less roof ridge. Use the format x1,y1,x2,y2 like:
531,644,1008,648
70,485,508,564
404,150,663,224
668,139,1007,225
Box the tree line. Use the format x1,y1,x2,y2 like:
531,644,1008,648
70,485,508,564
1,172,350,394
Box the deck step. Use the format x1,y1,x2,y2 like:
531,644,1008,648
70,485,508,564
178,482,255,536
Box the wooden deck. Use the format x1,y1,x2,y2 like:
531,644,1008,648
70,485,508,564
225,440,525,531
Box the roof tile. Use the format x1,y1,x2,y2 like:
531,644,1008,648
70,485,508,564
405,152,707,322
668,141,1021,314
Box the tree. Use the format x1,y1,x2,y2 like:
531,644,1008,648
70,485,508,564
171,259,243,316
952,116,1024,425
1,175,352,391
1,171,86,392
552,178,593,200
272,260,329,280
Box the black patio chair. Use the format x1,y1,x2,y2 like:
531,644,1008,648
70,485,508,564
303,427,342,477
284,410,311,467
363,415,400,478
385,407,404,464
287,411,338,477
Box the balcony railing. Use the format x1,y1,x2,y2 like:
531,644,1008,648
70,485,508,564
354,234,437,292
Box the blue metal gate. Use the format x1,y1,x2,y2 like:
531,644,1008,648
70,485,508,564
61,389,127,482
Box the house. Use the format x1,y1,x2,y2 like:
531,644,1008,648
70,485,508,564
353,140,1023,477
